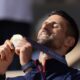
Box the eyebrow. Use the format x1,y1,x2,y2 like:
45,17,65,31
44,21,58,24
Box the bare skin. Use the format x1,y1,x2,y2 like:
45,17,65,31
37,15,75,65
0,14,75,74
0,40,14,74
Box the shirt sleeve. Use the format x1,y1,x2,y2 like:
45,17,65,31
6,69,43,80
22,60,44,80
6,60,43,80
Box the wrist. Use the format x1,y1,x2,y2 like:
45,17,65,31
0,68,7,75
20,54,32,66
21,60,36,73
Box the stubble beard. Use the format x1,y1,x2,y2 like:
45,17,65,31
37,34,54,48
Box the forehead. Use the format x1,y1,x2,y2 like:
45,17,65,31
45,14,68,27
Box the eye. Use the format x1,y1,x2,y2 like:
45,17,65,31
52,23,60,28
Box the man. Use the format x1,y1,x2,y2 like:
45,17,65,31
0,10,80,80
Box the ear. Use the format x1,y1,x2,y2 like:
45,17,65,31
64,36,75,48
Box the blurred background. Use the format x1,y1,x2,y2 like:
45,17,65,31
0,0,80,70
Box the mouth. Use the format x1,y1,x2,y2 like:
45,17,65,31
39,31,50,38
37,30,52,44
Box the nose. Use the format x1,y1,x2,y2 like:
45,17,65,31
43,22,52,34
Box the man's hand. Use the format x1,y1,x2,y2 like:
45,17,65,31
14,38,33,66
0,40,14,74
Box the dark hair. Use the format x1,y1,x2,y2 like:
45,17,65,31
49,10,79,52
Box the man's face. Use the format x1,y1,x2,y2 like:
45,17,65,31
37,15,68,50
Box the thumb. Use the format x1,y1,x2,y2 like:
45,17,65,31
15,47,20,55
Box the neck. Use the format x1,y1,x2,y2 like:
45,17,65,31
39,48,66,66
39,51,52,66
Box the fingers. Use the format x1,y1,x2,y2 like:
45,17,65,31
0,40,15,74
15,47,20,55
0,50,6,60
0,39,15,60
14,37,31,55
19,42,32,65
0,44,9,60
4,40,14,52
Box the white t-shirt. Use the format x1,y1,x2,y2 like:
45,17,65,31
0,0,33,23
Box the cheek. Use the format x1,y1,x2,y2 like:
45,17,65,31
37,30,42,37
53,28,66,38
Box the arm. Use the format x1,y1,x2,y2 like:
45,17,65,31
13,37,43,80
6,60,43,80
22,60,44,80
0,40,14,79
